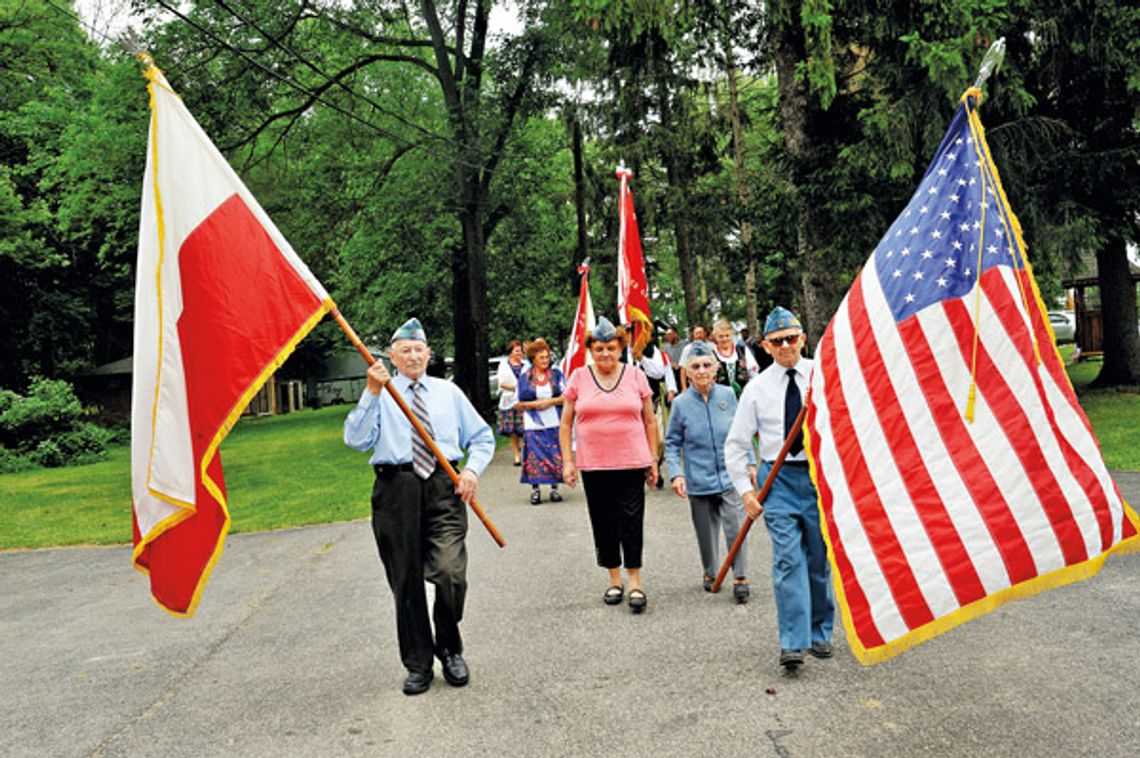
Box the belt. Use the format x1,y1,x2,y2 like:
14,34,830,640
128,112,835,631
374,461,460,476
763,459,809,468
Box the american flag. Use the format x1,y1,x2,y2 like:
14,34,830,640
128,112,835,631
806,94,1140,664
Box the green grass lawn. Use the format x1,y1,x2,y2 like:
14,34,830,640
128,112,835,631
1,354,1135,549
0,405,374,549
1058,344,1140,472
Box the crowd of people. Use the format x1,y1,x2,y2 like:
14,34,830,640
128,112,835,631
344,307,835,696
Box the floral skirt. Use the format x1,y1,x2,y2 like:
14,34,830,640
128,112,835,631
497,405,525,436
521,427,563,485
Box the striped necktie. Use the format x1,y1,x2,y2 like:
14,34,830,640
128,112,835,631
410,381,436,479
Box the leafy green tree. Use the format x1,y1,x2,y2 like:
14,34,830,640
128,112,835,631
1,1,145,388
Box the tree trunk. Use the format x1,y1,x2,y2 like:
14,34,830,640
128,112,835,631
653,51,701,327
451,169,493,416
571,115,588,293
725,67,758,335
1091,236,1140,387
772,12,832,345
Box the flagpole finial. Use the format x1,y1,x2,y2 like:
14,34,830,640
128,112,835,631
616,163,632,180
973,37,1006,91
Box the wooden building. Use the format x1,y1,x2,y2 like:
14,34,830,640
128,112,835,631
1061,252,1140,360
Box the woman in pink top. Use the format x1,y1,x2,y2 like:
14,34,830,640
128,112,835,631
559,317,659,613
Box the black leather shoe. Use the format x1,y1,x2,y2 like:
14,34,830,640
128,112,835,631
438,651,469,687
548,489,563,502
402,669,433,695
809,641,833,659
779,648,804,670
529,489,541,505
733,581,750,604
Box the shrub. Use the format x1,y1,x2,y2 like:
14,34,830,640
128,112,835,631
0,378,114,469
0,445,33,473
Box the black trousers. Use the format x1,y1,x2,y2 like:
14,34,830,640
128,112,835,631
581,468,647,569
371,467,468,674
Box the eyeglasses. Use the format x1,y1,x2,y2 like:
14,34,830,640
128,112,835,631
688,360,715,371
766,334,802,347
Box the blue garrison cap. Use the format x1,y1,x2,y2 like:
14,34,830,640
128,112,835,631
591,316,618,341
391,317,427,343
686,340,716,359
763,306,802,337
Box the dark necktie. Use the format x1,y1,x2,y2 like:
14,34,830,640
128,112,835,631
410,381,436,479
784,368,804,456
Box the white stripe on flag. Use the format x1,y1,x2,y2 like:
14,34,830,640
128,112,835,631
810,343,910,643
914,300,1068,573
982,269,1104,561
860,265,1011,596
831,280,959,618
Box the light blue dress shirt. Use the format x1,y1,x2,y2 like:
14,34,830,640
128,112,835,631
343,373,495,476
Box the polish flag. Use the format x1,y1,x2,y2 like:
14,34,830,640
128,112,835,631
561,261,596,377
131,61,333,616
615,165,651,347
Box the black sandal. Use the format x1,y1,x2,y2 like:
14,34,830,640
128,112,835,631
628,589,647,614
603,585,624,605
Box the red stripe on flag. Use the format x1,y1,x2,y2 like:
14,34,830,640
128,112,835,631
847,276,987,606
982,274,1115,552
141,194,325,610
817,309,936,631
1017,271,1096,439
178,194,324,440
808,322,886,649
895,317,1038,584
942,287,1089,566
1014,270,1133,543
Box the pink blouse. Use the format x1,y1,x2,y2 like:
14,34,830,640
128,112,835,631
565,365,653,471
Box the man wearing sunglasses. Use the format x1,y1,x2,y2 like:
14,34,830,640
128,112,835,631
724,306,835,672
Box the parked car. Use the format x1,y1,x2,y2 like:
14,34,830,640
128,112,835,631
442,355,510,395
1048,310,1075,343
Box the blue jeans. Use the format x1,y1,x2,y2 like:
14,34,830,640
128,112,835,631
760,462,834,650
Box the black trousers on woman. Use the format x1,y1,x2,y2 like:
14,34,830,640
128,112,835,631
581,468,647,569
371,466,468,675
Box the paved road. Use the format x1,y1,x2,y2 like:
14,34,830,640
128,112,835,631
3,456,1140,757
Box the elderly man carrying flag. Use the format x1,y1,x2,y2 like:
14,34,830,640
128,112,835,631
344,318,495,695
725,307,835,671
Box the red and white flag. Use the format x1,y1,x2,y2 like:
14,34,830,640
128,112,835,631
806,90,1140,663
131,60,332,616
615,166,651,345
561,261,596,376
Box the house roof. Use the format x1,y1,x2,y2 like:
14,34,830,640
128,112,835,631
1061,250,1140,288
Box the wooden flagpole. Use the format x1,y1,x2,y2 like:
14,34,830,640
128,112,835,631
331,308,506,548
710,403,808,592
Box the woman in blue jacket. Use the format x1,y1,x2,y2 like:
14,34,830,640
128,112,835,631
664,341,754,603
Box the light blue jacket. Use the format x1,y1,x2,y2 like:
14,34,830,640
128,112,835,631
665,383,752,496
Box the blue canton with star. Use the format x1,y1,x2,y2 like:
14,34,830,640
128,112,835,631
873,103,1026,323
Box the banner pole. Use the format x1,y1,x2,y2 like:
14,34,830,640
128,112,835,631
710,403,808,592
331,308,506,548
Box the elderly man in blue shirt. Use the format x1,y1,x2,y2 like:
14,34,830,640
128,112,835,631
725,306,835,672
664,340,754,603
344,318,495,695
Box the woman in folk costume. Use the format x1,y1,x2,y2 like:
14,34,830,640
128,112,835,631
515,338,566,505
711,318,759,397
495,340,528,466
